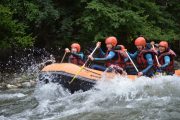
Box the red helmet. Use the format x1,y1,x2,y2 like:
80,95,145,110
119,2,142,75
71,43,81,52
159,41,168,49
134,37,146,47
105,36,118,47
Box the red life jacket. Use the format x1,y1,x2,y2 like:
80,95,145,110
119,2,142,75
117,50,127,68
105,50,122,67
158,49,176,74
105,50,125,68
69,54,84,66
137,49,157,70
119,51,133,67
116,50,132,69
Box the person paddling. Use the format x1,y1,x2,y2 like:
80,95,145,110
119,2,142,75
114,45,129,69
126,37,157,77
65,43,84,66
150,41,159,51
157,41,176,75
88,36,123,71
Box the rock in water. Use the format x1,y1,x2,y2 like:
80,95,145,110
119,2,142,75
21,82,33,88
6,84,18,89
30,80,36,86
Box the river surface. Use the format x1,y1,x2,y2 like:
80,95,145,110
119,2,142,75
0,75,180,120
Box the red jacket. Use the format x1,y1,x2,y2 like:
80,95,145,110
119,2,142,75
137,49,157,69
105,50,127,69
69,54,84,66
158,49,176,74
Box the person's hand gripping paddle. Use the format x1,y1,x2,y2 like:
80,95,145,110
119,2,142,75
124,50,139,73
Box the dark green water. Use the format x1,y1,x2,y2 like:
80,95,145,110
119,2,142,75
0,75,180,120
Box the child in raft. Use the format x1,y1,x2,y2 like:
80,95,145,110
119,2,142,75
65,43,84,66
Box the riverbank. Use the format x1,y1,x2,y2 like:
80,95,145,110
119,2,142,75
0,72,37,90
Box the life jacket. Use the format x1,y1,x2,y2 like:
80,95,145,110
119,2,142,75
105,50,122,68
137,48,157,70
117,50,127,68
116,50,134,69
158,49,176,74
69,53,84,66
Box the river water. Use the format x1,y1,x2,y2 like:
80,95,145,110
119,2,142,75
0,74,180,120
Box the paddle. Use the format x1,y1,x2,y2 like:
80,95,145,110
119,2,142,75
61,52,67,63
69,43,100,84
124,50,139,73
150,42,162,75
151,44,160,66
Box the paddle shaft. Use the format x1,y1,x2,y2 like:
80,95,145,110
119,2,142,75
61,52,67,63
152,44,160,66
125,51,139,72
69,45,99,84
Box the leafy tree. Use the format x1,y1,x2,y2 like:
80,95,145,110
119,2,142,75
77,0,179,43
0,0,179,51
0,5,33,49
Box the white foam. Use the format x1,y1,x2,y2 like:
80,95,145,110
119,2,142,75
0,93,26,100
7,75,180,120
50,75,180,119
34,83,71,101
0,116,10,120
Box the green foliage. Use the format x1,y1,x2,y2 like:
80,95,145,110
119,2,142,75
0,0,179,51
78,0,179,42
0,5,34,49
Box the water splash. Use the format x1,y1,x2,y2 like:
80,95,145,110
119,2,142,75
5,75,179,120
0,48,55,85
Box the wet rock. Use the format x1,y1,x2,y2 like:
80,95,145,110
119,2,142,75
175,60,180,69
0,82,6,88
0,85,3,89
30,80,36,86
6,84,18,89
21,82,31,88
14,77,22,83
16,83,23,88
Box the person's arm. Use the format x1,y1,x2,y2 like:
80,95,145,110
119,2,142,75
141,54,153,74
160,56,170,69
124,58,129,62
71,52,84,60
128,51,138,59
124,51,138,62
99,48,106,56
94,51,115,61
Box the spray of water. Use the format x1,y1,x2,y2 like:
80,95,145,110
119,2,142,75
0,48,180,119
0,48,55,85
2,74,178,120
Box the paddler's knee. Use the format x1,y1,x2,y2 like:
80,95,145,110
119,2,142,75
109,65,127,75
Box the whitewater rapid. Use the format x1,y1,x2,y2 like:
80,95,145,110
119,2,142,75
1,75,180,120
